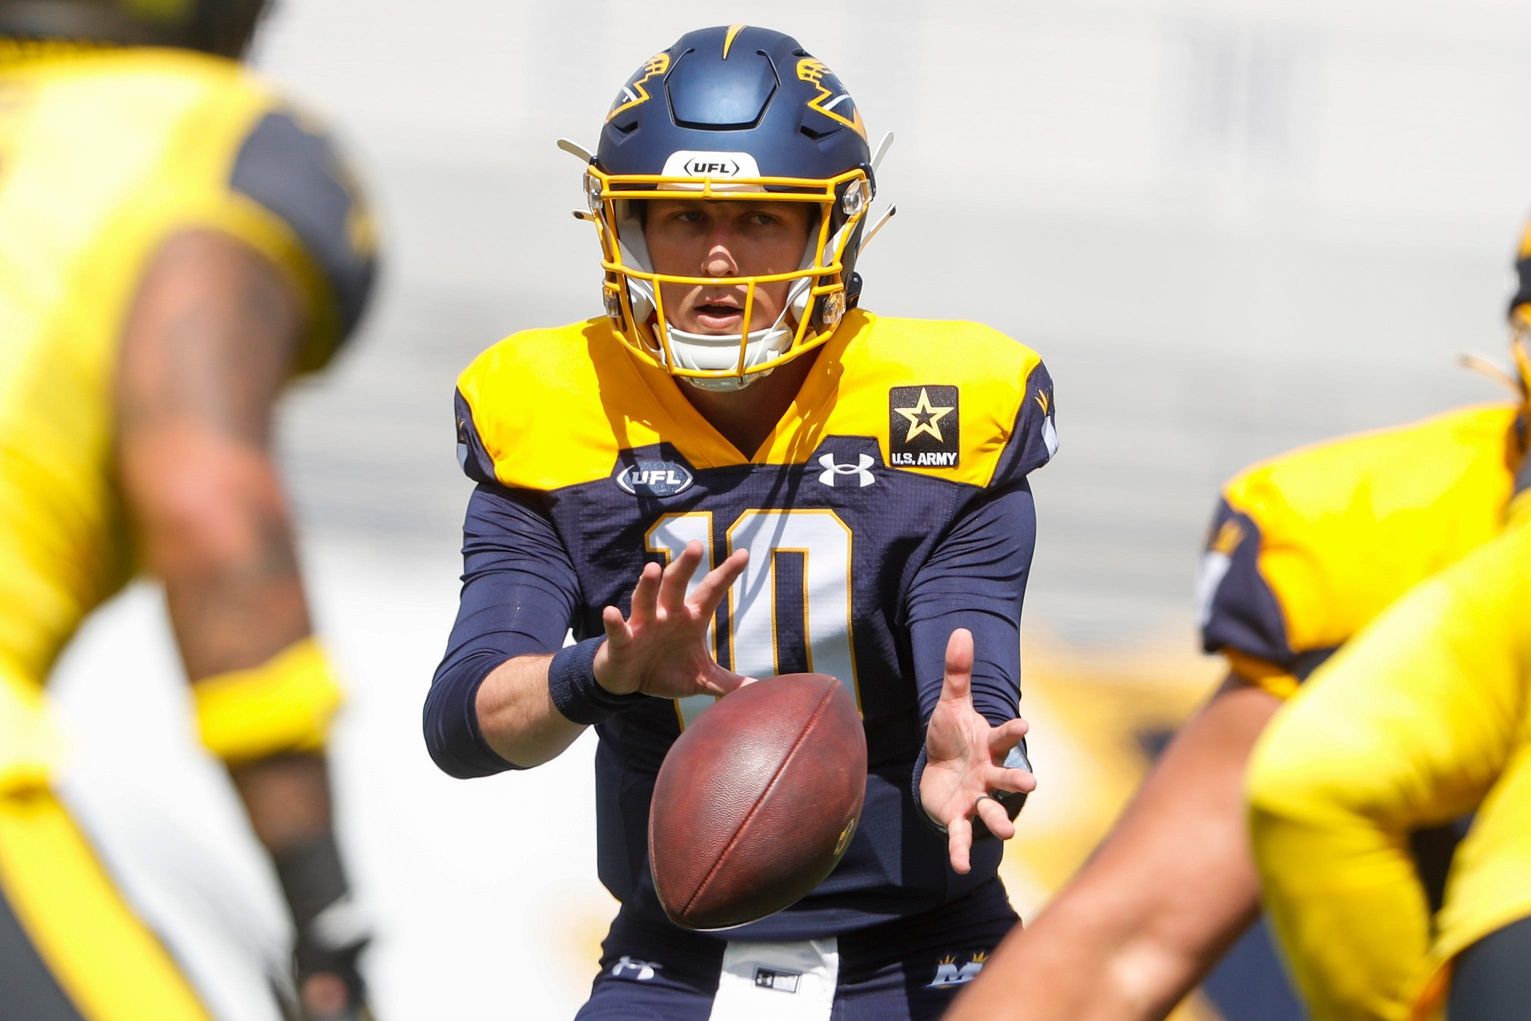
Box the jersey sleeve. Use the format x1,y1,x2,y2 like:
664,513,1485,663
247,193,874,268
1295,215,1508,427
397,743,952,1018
992,360,1058,486
423,482,581,778
225,105,378,365
1198,407,1519,693
903,479,1038,824
454,388,499,485
905,479,1037,727
1196,497,1299,675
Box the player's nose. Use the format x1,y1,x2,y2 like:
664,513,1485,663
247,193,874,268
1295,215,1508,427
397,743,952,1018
702,240,739,277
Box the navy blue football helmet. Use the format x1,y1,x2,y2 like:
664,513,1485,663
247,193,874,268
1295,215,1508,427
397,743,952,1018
0,0,268,58
580,25,881,388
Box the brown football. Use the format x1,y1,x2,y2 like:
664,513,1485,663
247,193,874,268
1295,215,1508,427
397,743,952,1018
648,673,867,931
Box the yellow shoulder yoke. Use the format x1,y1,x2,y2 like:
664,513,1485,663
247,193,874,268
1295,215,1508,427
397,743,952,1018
456,313,1048,492
1223,404,1520,654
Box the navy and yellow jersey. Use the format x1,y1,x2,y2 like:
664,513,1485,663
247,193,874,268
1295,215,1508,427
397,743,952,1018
427,309,1057,939
1247,488,1531,1021
0,47,375,725
1196,404,1523,696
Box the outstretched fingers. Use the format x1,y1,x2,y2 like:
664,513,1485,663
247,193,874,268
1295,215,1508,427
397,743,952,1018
946,814,975,875
627,560,664,625
974,794,1017,841
600,604,630,644
941,628,974,704
690,547,749,619
988,717,1030,759
654,541,704,616
987,719,1037,797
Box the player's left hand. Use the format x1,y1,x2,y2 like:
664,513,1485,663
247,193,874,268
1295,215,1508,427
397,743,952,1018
918,627,1036,874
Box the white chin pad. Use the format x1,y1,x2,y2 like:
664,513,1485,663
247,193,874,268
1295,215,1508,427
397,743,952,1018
665,323,793,388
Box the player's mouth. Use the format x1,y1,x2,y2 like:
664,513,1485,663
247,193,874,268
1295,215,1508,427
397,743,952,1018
693,301,745,331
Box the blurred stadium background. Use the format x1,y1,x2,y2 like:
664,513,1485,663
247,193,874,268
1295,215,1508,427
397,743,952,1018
45,1,1531,1017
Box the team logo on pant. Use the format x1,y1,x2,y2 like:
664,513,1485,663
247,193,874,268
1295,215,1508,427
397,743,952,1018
926,950,988,989
753,966,802,993
889,386,959,468
610,955,662,981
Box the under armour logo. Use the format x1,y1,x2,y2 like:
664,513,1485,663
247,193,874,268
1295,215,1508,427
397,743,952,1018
817,453,875,487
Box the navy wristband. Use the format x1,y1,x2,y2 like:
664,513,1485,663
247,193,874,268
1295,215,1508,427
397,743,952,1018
548,637,647,725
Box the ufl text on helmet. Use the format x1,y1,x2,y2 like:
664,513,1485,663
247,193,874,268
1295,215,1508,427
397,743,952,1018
0,0,267,59
577,24,890,390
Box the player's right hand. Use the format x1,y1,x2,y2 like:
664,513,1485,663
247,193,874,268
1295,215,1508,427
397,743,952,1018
292,895,373,1021
919,628,1037,875
297,971,373,1021
593,540,753,699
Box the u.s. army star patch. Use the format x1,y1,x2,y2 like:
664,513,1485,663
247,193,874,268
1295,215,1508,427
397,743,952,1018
889,386,959,467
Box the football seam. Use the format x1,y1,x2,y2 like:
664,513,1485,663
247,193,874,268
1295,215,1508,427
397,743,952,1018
682,682,838,920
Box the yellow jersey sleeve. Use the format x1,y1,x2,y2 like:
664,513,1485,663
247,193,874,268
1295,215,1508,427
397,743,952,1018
1247,513,1531,1021
1198,404,1521,687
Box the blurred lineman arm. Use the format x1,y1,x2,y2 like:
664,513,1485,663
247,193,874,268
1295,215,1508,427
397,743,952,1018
115,229,370,1021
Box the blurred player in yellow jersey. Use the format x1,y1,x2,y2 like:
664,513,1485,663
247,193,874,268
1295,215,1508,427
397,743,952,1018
0,3,377,1020
949,232,1530,1020
1248,467,1531,1021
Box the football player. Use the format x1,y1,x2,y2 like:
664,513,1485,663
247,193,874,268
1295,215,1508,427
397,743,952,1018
0,3,377,1020
947,233,1530,1020
1248,465,1531,1021
424,24,1056,1021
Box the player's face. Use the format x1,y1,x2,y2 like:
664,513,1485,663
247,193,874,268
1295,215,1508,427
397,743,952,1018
643,200,815,335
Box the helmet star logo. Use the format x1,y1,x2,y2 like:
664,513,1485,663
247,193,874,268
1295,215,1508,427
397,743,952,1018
894,388,955,443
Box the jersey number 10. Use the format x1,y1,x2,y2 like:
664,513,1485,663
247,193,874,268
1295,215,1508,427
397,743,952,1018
646,509,860,727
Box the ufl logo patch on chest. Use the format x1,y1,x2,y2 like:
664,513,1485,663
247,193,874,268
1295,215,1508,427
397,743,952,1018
888,386,959,468
615,458,694,497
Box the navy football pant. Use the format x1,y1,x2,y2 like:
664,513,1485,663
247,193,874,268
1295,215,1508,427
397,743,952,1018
576,883,1019,1021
